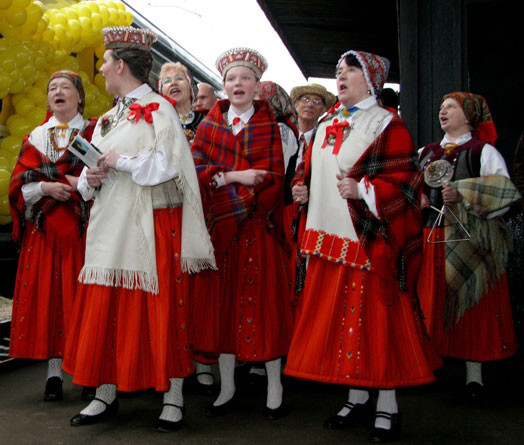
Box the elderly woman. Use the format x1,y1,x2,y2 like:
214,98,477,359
158,62,205,144
9,71,97,401
62,26,214,430
191,47,293,419
418,92,520,402
284,50,439,443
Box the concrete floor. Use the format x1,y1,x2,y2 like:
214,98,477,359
0,356,523,445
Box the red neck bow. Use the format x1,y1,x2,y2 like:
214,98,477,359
232,117,242,126
127,102,160,124
321,118,349,155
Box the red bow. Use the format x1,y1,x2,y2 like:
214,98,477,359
232,117,241,126
321,118,349,155
127,102,159,124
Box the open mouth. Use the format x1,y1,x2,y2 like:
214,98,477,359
233,89,245,96
55,98,66,105
169,88,181,95
338,84,347,93
440,117,448,125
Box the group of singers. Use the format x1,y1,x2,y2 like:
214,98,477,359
7,25,521,442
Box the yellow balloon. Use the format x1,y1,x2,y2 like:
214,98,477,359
95,58,103,71
77,4,92,18
50,11,67,27
21,64,35,82
108,9,118,25
0,90,8,100
94,72,106,92
87,1,100,14
106,1,118,9
0,0,13,10
94,43,106,59
63,7,79,21
0,72,10,91
5,8,27,27
53,23,67,41
0,135,23,157
6,114,31,136
42,27,55,44
9,77,26,95
99,6,110,25
0,197,10,217
90,12,102,30
14,97,33,116
26,2,43,26
71,41,86,54
125,11,133,25
26,86,46,106
68,19,82,41
116,1,126,12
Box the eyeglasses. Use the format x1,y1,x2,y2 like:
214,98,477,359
299,96,324,106
162,75,186,85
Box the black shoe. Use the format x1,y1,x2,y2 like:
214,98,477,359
369,411,401,443
264,404,288,420
44,377,63,402
70,398,119,426
155,403,185,432
195,372,216,396
323,398,373,429
204,397,234,417
464,382,485,403
81,386,96,401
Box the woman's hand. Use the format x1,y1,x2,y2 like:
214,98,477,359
86,167,107,188
97,149,120,170
225,169,267,186
292,182,308,205
65,175,79,191
41,182,73,201
420,193,430,209
336,174,359,199
442,184,462,204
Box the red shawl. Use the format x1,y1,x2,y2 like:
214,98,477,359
294,115,423,296
191,99,285,251
9,118,97,245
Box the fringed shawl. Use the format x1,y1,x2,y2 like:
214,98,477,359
9,118,97,247
79,92,215,295
191,99,285,251
444,175,522,325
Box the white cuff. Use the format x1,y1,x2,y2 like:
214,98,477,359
357,178,379,218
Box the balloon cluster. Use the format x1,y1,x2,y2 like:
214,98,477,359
0,0,133,224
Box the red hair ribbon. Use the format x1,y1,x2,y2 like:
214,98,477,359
127,102,160,124
321,118,349,155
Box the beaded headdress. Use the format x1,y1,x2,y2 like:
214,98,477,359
102,26,157,51
215,47,267,80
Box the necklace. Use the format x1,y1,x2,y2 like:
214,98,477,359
47,127,79,152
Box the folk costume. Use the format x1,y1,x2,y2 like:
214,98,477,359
191,48,293,418
284,50,439,441
418,93,519,395
9,70,96,401
63,27,214,430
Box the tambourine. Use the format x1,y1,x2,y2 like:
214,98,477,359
424,159,453,188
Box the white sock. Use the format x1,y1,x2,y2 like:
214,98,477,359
47,358,63,380
160,378,184,422
465,361,483,385
375,389,398,430
195,361,214,385
213,353,236,406
337,388,369,416
80,384,116,416
265,358,282,409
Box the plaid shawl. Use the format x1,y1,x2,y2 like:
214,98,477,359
345,115,424,295
191,99,285,251
444,175,522,325
9,118,97,245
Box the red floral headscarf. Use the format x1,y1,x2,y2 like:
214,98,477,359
258,81,298,128
442,92,497,145
47,70,86,114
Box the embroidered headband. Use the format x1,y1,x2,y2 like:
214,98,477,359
216,47,267,80
102,26,157,51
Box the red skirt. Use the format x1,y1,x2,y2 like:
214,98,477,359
63,208,194,392
283,204,304,320
418,227,519,361
9,220,85,360
192,215,294,362
284,255,438,388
